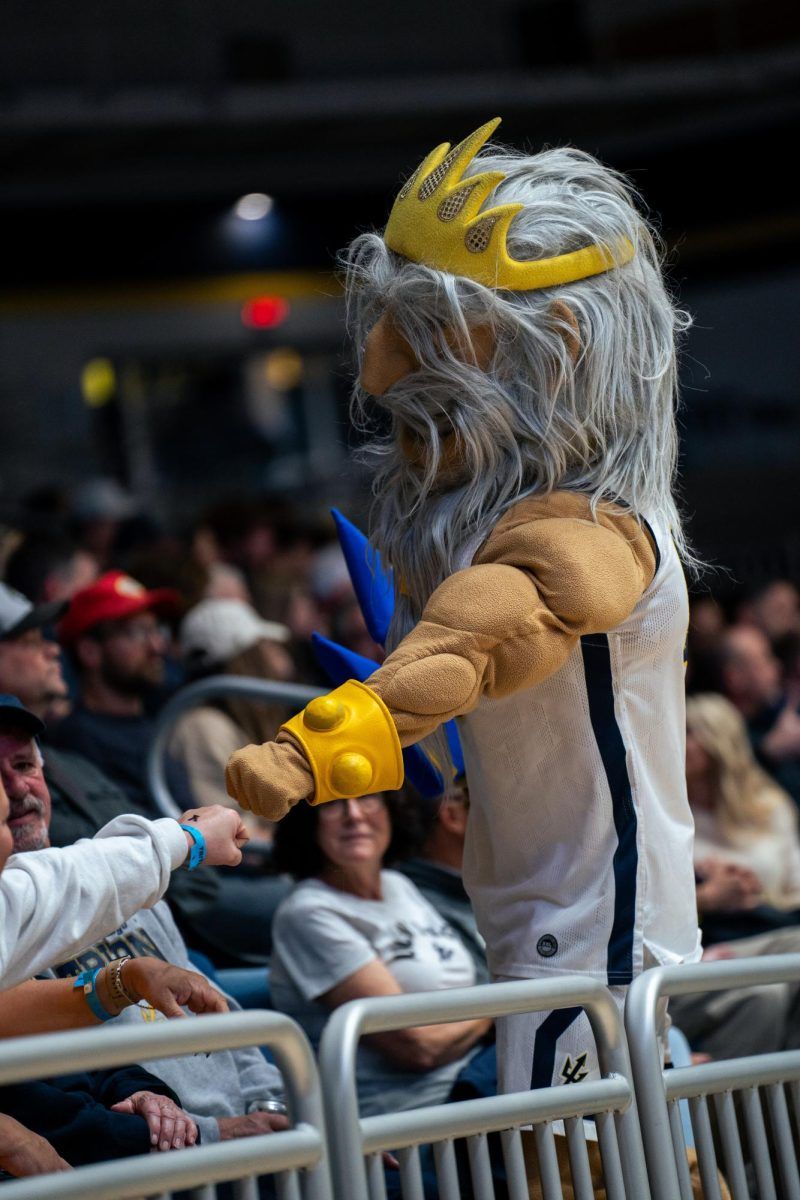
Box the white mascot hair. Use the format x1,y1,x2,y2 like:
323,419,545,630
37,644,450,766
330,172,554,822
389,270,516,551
343,143,694,664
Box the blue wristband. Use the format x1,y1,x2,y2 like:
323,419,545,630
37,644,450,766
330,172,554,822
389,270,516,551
73,968,115,1022
179,823,207,871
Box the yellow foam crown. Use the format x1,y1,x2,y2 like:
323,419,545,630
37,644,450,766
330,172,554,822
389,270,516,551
383,117,635,291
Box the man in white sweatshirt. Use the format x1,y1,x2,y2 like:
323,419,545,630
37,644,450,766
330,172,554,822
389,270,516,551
0,694,248,991
1,704,288,1147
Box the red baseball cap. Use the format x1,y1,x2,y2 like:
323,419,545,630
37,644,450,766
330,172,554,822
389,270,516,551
58,570,182,645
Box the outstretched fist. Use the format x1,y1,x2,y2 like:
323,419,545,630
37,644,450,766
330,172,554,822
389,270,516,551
178,805,250,867
226,732,314,822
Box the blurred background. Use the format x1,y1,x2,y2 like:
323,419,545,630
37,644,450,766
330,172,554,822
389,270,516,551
1,0,799,596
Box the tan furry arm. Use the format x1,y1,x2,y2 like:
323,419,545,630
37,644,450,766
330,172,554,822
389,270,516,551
226,494,655,815
367,498,656,744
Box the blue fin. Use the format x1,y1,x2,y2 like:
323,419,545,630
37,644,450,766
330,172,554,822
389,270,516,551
311,632,445,798
331,508,394,647
311,631,379,689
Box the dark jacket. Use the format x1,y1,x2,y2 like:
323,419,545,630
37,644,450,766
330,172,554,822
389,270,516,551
0,1065,182,1166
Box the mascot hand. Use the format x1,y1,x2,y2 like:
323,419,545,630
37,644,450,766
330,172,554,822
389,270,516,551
225,731,314,822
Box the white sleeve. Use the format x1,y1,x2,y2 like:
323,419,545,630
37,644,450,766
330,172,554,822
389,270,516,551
0,815,188,989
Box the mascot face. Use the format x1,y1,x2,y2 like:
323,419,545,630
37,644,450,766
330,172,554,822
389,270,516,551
360,313,417,398
360,311,496,476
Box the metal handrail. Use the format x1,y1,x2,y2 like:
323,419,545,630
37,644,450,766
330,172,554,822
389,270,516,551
0,1009,333,1200
146,675,323,817
319,975,651,1200
626,953,800,1200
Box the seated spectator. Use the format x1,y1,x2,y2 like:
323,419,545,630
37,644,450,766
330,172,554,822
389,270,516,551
717,625,800,807
51,571,182,807
51,574,289,965
397,783,489,984
0,582,69,723
1,714,289,1149
738,579,800,670
0,590,247,967
270,792,492,1117
171,597,294,841
687,692,800,910
0,695,247,990
0,1066,194,1168
664,693,800,1059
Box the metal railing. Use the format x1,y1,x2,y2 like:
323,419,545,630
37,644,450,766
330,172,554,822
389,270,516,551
626,953,800,1200
318,976,651,1200
0,1009,333,1200
146,676,323,817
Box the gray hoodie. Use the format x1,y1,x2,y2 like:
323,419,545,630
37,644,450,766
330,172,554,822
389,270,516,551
49,901,283,1145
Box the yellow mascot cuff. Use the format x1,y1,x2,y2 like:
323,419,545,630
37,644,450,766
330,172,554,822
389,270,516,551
281,680,404,805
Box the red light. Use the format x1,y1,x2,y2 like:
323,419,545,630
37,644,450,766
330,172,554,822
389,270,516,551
241,296,290,329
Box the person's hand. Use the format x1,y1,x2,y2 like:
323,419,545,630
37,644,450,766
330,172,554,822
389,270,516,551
217,1112,290,1140
179,805,249,867
701,944,736,962
761,694,800,763
695,858,762,913
120,957,228,1019
111,1092,198,1151
0,1114,71,1176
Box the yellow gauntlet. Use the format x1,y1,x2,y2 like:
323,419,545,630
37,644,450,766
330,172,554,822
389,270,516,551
281,680,404,805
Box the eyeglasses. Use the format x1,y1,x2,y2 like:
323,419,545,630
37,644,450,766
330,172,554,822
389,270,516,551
317,795,385,822
95,622,169,645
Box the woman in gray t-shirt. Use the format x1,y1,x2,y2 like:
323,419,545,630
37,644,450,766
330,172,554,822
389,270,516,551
270,792,491,1116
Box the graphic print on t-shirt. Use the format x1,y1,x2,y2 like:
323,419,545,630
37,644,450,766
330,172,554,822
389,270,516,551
53,922,167,978
385,918,461,967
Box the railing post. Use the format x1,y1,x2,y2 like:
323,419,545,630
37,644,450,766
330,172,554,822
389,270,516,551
625,969,682,1200
319,977,647,1200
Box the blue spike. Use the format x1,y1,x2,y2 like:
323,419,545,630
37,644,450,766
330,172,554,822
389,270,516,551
331,509,394,647
311,632,378,688
404,745,447,799
310,632,445,798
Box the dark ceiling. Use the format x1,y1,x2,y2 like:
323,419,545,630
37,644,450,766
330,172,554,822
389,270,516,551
2,0,799,285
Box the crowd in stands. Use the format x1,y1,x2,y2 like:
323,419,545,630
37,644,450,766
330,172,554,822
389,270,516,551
1,477,800,1184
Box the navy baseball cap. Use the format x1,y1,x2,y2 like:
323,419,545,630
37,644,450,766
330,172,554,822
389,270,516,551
0,695,45,737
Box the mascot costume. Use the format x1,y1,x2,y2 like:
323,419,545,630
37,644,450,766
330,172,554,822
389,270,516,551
226,118,702,1193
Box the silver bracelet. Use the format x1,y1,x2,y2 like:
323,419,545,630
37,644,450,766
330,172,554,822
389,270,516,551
247,1099,288,1116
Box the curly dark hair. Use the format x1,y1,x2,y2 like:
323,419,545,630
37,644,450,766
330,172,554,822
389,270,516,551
272,790,417,880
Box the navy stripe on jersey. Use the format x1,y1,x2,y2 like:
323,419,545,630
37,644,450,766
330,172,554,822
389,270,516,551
581,635,638,985
530,1007,583,1089
640,516,661,576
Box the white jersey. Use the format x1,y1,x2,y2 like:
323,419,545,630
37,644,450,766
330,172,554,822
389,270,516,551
459,514,702,984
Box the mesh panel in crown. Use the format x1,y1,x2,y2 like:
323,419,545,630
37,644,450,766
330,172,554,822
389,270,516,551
465,215,498,254
397,165,421,202
418,142,464,201
437,184,476,223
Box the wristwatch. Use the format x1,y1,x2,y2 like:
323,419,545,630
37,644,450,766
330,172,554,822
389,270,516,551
247,1099,288,1117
